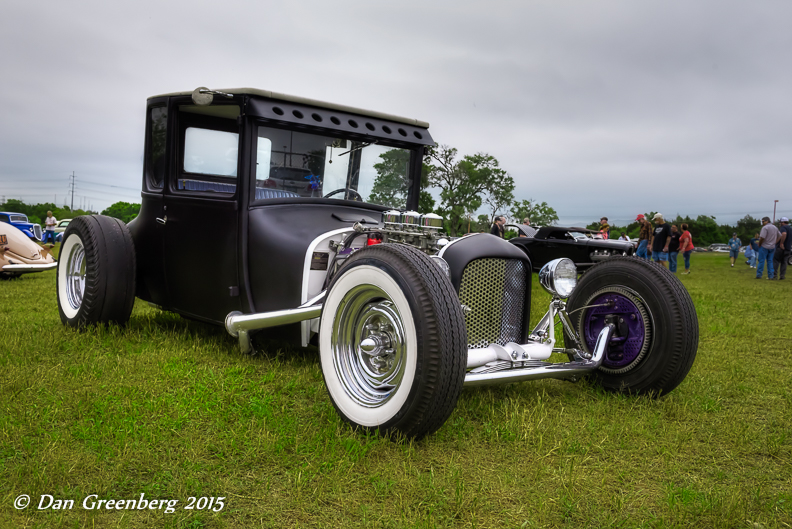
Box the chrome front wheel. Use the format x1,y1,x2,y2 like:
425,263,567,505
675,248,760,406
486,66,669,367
319,244,467,439
331,286,407,408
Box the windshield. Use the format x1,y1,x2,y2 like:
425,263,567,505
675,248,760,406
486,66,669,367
10,215,28,223
255,125,413,207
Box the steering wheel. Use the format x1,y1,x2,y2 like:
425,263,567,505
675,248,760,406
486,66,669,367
323,188,363,201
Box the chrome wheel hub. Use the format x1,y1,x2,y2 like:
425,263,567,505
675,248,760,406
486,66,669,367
331,285,407,408
65,241,86,310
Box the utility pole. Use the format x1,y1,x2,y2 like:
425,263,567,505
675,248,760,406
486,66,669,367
774,200,779,222
69,171,76,211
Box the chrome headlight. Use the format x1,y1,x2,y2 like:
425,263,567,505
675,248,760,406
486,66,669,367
430,255,450,278
538,258,577,298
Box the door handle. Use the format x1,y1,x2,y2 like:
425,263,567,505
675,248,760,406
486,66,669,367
156,216,167,225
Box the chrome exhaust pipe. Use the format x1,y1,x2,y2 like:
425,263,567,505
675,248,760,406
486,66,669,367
225,293,324,353
463,324,615,387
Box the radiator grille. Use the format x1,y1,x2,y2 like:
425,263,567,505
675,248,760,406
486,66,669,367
458,258,527,349
33,224,42,240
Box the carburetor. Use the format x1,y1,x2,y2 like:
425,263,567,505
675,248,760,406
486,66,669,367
380,210,446,254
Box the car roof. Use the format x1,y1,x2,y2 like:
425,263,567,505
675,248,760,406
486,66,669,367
148,87,430,129
0,211,26,216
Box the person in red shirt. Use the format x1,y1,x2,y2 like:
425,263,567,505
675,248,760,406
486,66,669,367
678,223,695,274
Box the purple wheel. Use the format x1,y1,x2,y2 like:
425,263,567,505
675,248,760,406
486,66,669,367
564,257,698,396
579,287,653,374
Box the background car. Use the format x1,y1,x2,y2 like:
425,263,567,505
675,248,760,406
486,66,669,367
0,211,43,241
507,224,635,272
54,218,72,242
708,244,730,252
1,223,57,278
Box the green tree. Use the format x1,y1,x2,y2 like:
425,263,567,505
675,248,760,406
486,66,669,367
369,149,410,209
510,199,559,227
369,149,435,213
426,145,511,236
101,202,141,223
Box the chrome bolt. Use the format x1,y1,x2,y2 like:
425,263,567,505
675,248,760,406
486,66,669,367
511,351,518,360
360,338,378,354
630,314,636,320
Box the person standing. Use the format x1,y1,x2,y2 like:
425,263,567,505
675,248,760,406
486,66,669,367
748,232,760,268
490,216,505,238
668,224,682,273
651,213,671,267
756,216,779,279
520,217,537,238
636,214,651,259
727,232,741,268
618,232,629,242
679,223,694,274
599,217,610,239
43,211,58,245
772,217,790,280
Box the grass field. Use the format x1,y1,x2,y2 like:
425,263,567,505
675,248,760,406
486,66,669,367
1,251,790,528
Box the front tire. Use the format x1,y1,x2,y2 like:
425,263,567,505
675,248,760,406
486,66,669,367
566,257,698,396
319,244,466,439
57,215,136,327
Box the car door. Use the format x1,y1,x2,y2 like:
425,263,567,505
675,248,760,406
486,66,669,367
161,107,243,323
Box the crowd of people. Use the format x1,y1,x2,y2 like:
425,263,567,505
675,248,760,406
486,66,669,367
487,212,790,280
738,217,789,280
630,213,694,274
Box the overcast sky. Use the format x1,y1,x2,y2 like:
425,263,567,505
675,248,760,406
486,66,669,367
1,0,789,225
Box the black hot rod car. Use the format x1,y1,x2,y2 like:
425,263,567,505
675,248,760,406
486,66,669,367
56,87,698,439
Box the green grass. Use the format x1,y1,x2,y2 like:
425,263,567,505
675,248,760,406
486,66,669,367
1,252,790,528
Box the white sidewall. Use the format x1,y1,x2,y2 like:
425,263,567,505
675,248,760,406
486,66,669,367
319,264,418,427
57,234,83,320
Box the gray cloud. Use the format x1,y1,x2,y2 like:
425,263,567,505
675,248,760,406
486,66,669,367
1,0,789,224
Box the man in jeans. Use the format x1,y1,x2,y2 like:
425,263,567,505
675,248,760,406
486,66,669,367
635,214,651,259
772,217,790,280
756,217,779,279
651,213,671,268
728,232,741,268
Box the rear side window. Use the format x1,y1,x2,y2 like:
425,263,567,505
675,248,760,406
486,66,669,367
10,215,28,223
0,214,9,223
184,128,239,176
146,106,168,189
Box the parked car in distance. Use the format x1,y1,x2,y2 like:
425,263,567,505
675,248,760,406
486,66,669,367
1,223,57,278
506,225,635,272
0,212,43,242
54,219,72,242
709,244,730,252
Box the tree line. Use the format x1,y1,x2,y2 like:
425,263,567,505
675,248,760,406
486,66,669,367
0,199,140,225
584,213,763,248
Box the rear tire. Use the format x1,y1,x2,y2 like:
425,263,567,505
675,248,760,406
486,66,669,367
57,215,136,327
566,257,698,396
319,244,466,439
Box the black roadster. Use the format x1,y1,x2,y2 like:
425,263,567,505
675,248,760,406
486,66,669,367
507,224,634,272
56,87,698,439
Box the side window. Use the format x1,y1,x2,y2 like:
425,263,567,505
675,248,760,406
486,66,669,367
146,106,167,190
0,214,9,223
184,128,239,176
176,126,239,196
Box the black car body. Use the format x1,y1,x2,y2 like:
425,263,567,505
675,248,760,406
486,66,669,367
507,224,634,272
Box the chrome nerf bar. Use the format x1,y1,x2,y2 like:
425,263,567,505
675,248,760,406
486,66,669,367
225,292,325,353
463,324,615,387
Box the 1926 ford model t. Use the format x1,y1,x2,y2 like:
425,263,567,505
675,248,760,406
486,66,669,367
56,87,698,439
